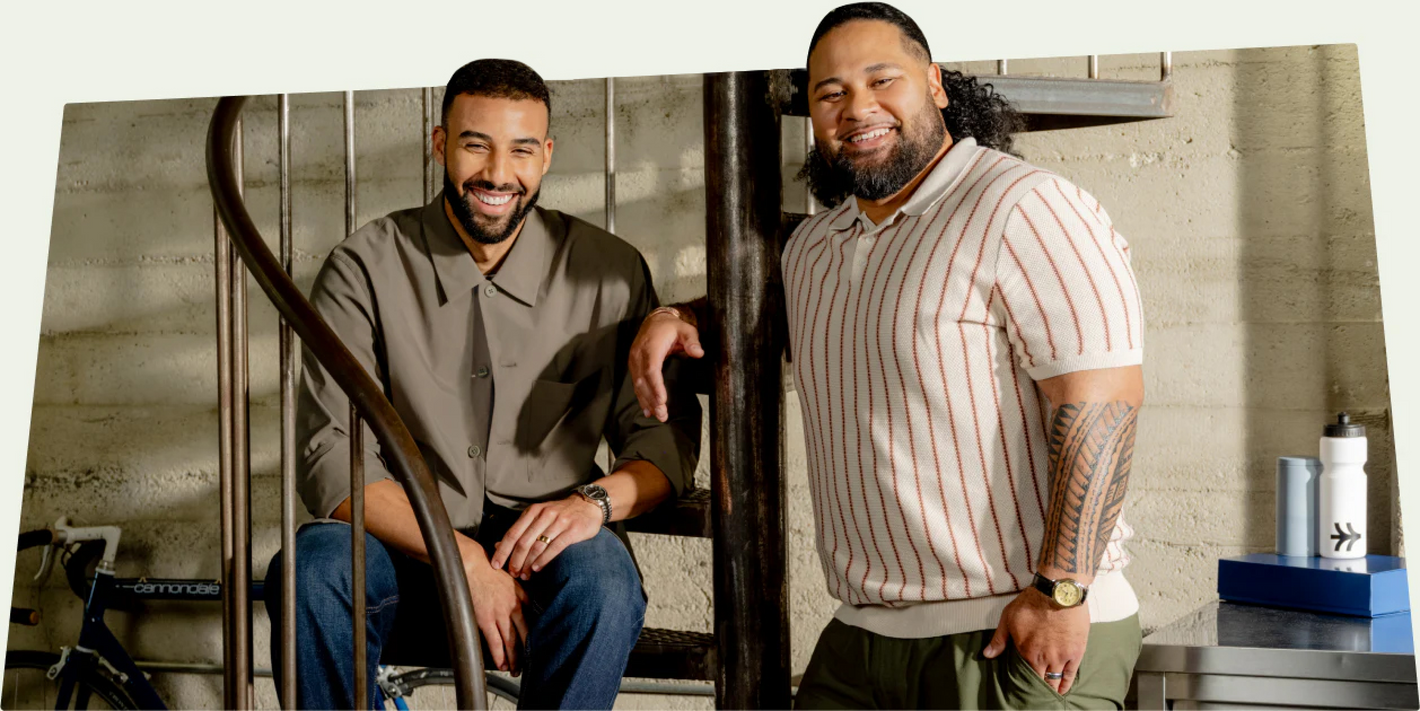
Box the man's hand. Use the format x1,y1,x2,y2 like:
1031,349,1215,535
490,496,604,580
629,306,703,422
463,545,529,675
982,586,1090,695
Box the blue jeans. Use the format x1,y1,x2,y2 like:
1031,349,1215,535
265,506,647,710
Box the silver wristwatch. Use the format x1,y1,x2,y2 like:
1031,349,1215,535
575,483,612,525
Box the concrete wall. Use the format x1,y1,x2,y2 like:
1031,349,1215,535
9,43,1395,709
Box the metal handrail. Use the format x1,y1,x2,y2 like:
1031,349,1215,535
205,95,486,709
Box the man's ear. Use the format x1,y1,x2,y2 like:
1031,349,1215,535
928,63,949,110
542,137,554,176
432,125,448,167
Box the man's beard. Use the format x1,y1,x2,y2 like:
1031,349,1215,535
798,98,948,210
444,172,540,245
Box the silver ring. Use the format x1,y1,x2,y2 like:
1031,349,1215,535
1043,671,1064,680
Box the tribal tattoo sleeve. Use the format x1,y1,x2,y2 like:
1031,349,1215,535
1039,400,1139,577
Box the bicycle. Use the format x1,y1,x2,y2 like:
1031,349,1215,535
4,517,520,710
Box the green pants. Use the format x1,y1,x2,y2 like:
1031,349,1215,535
795,615,1142,710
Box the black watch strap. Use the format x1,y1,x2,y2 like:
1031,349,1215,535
1031,572,1056,597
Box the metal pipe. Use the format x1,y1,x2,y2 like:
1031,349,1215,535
1161,51,1172,82
277,92,298,709
351,404,367,709
1089,55,1099,80
998,59,1008,75
703,71,791,710
343,90,369,711
804,117,815,215
605,77,616,234
423,87,435,204
345,92,357,237
227,115,255,711
214,143,236,711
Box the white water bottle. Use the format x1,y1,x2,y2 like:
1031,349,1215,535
1318,412,1367,559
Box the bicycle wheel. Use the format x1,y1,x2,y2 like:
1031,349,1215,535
3,650,137,710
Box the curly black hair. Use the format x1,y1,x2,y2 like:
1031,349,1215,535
799,3,1026,208
939,68,1025,157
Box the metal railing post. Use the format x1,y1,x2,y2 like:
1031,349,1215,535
277,92,299,709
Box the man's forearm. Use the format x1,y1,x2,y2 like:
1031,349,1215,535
593,459,674,522
332,479,488,568
1037,399,1138,584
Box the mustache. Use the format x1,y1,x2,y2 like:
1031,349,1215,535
462,179,525,196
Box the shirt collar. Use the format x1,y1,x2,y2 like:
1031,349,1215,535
422,191,553,307
828,136,980,233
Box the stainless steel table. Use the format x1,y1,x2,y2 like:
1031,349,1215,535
1134,601,1417,709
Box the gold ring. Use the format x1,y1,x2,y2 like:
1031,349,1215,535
536,535,551,544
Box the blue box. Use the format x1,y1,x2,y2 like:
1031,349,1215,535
1217,554,1410,618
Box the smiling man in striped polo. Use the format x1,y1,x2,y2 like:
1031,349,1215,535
630,3,1144,707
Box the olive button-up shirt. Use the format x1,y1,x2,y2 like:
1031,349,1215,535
296,194,702,534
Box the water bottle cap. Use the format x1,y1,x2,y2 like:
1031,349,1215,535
1323,412,1366,438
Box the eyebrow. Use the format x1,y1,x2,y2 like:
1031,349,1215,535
458,130,543,146
811,62,905,93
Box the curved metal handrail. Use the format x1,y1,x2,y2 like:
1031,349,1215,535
206,96,485,708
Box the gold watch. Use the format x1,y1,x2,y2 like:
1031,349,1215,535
1031,572,1089,608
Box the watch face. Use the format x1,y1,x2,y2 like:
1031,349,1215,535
1052,580,1083,607
581,484,608,502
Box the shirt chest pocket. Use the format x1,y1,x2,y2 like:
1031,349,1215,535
515,368,611,487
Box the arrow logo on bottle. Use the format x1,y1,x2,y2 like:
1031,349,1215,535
1331,523,1362,552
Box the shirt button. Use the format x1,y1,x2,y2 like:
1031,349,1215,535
467,445,482,458
484,285,497,297
475,366,490,378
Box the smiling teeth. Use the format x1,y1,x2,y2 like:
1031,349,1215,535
476,192,514,206
849,128,891,143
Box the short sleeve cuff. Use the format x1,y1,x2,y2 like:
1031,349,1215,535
1025,348,1143,381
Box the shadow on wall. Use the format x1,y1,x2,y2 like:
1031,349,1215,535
1235,44,1395,556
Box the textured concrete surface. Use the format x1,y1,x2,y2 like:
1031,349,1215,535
9,44,1397,709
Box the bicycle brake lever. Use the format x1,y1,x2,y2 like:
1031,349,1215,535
34,540,56,583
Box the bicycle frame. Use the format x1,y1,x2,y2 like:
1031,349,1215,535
53,566,166,709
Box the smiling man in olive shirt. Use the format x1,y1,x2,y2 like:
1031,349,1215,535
264,59,701,710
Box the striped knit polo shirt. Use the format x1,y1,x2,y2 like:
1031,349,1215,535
782,136,1144,639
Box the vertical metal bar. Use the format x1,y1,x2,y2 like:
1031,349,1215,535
804,117,815,215
217,114,254,711
345,92,357,237
605,77,616,234
350,404,367,709
605,77,618,474
1088,55,1100,79
277,92,298,709
423,87,435,204
343,89,368,711
703,71,791,710
997,59,1008,75
214,144,237,711
1161,51,1173,82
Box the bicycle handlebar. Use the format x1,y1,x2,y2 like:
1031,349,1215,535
17,529,53,551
